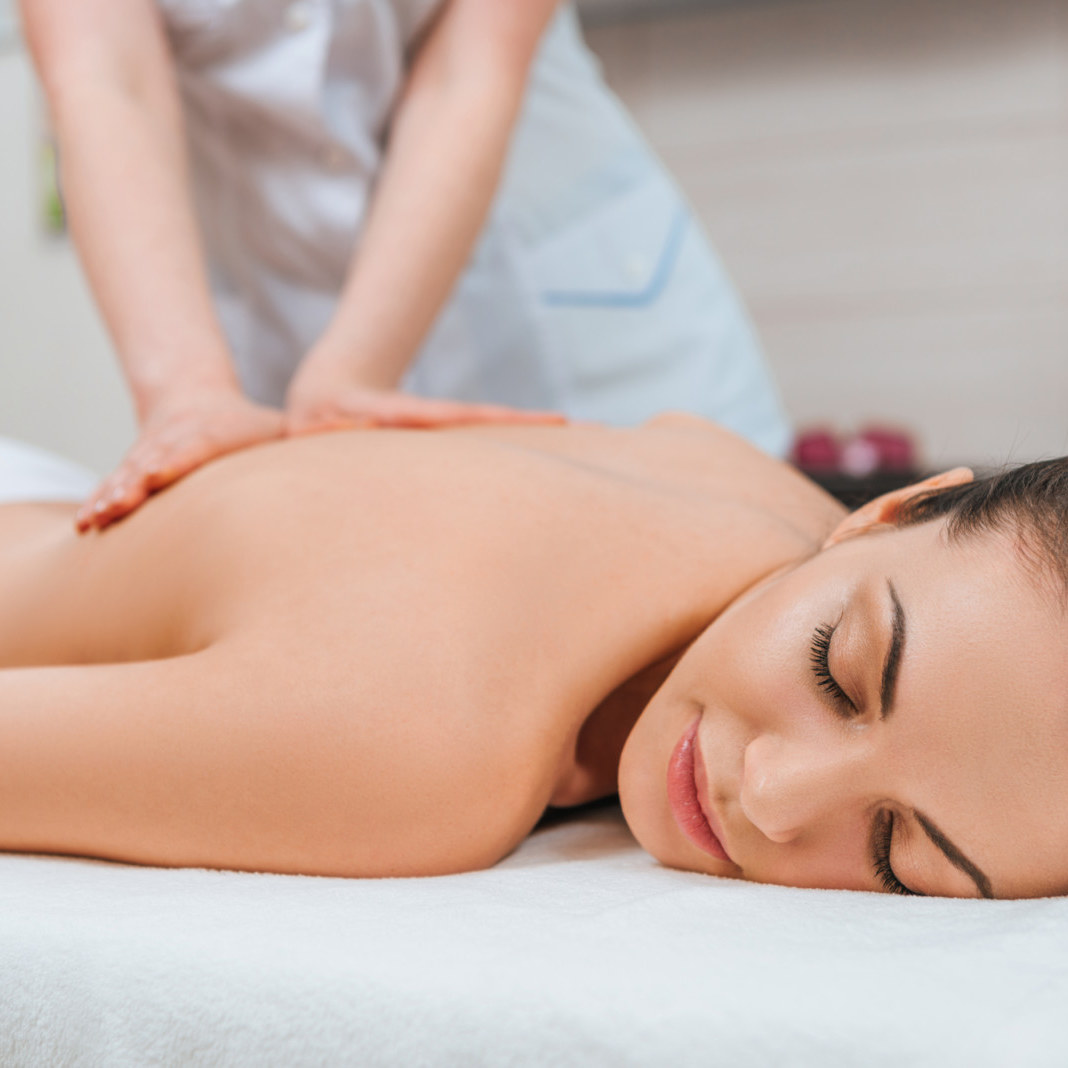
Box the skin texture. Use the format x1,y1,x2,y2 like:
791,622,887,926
620,477,1068,900
0,418,833,878
19,0,563,531
1,420,1065,897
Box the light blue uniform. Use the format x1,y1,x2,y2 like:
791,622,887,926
158,0,790,454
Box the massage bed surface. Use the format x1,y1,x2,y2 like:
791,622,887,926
2,803,1065,1066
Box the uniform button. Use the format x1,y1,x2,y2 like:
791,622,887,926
285,2,312,32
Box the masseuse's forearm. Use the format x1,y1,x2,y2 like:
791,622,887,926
24,3,236,421
307,30,536,387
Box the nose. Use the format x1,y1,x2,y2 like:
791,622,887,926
739,731,872,843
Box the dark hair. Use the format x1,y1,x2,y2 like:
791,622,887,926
897,458,1068,591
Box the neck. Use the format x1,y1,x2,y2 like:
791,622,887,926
549,649,684,808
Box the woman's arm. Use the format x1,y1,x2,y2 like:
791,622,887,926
0,652,251,869
0,648,527,876
20,0,284,530
285,0,564,431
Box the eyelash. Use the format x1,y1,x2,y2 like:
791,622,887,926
873,812,920,896
809,623,857,716
809,626,918,896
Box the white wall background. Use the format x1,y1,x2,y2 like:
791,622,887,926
0,41,134,474
585,0,1068,468
1,0,1066,474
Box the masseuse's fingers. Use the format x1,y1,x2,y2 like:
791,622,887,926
76,439,210,533
286,386,566,436
76,393,285,533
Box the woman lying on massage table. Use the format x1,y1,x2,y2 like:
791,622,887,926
0,415,1065,899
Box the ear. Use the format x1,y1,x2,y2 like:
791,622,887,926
822,467,974,549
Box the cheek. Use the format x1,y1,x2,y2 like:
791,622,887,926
679,591,811,729
742,828,876,893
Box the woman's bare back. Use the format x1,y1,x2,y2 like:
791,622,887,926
0,420,841,875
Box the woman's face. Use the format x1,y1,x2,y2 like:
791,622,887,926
619,515,1068,899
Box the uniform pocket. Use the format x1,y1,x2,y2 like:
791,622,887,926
528,175,687,311
517,171,788,445
518,175,704,422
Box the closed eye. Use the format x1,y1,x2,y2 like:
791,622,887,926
810,623,859,718
872,811,921,896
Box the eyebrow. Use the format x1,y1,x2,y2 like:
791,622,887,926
876,582,995,898
915,811,995,899
879,581,906,721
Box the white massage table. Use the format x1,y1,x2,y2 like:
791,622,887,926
2,802,1067,1066
2,438,1067,1065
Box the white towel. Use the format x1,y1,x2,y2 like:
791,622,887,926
0,436,96,504
0,803,1065,1067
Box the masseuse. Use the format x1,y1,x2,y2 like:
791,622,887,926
21,0,789,529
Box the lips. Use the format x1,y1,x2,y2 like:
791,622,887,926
666,717,734,864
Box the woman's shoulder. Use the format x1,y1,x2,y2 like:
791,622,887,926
639,412,846,542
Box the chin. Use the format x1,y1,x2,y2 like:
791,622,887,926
617,706,674,864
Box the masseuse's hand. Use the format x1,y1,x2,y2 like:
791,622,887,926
285,363,566,434
75,388,285,533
